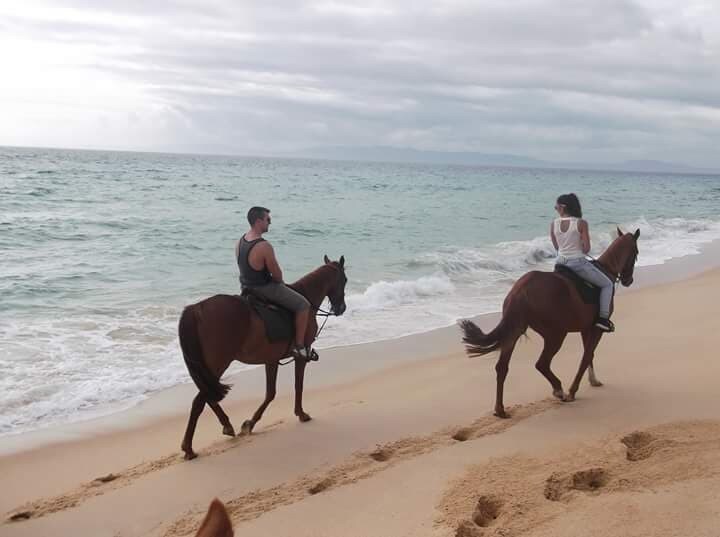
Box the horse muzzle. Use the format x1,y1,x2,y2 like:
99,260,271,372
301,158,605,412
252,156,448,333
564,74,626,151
621,276,633,287
334,303,347,316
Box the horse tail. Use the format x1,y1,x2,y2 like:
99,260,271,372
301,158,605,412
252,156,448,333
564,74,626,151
460,301,528,357
178,305,231,403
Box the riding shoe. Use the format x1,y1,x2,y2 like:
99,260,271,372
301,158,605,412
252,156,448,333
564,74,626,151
594,318,615,332
292,345,320,362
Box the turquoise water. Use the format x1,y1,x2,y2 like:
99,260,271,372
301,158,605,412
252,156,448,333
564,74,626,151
2,146,720,435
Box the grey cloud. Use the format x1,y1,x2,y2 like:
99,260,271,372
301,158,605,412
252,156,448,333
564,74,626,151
4,0,720,166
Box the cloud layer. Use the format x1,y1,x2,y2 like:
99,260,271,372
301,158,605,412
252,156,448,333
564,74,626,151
1,0,719,165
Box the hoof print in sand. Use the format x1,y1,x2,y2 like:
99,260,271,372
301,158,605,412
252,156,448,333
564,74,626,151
571,467,608,491
8,511,33,522
454,496,502,536
308,478,334,495
621,431,668,461
472,495,502,527
369,447,393,462
544,467,608,501
452,428,474,442
92,473,118,485
456,520,484,537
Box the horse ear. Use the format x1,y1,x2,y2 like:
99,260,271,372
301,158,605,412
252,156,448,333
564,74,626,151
617,226,623,238
195,499,233,537
634,228,640,240
339,255,345,268
324,255,330,264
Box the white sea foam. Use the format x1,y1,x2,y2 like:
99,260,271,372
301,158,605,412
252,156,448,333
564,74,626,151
0,307,255,436
320,216,720,349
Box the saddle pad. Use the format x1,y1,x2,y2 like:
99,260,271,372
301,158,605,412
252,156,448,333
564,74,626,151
553,264,600,305
242,294,295,343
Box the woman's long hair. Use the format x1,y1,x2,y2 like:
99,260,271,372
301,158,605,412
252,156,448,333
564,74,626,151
556,193,582,218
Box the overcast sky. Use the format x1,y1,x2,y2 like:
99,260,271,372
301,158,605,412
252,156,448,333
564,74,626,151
1,1,719,165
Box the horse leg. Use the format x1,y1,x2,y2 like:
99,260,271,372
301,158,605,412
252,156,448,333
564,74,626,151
494,341,517,419
567,329,603,400
207,401,236,437
588,360,603,387
585,327,604,387
241,362,279,435
534,333,567,400
181,393,206,460
294,358,312,422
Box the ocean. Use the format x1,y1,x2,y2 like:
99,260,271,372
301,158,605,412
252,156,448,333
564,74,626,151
2,145,720,436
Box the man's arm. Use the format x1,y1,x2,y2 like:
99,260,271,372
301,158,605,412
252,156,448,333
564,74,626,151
262,243,284,283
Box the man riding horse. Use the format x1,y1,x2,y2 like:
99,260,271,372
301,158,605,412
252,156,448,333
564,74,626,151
236,206,317,361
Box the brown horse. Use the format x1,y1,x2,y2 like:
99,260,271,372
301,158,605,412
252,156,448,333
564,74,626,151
460,228,640,418
179,255,347,459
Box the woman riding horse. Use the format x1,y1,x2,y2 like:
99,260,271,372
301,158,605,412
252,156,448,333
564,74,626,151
461,220,639,418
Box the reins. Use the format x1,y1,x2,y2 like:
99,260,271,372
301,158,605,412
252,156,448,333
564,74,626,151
586,254,621,283
590,239,638,285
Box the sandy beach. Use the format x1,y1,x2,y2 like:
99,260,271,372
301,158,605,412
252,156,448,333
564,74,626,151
2,262,720,537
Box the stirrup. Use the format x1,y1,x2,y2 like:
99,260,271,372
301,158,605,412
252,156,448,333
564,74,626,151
291,346,319,362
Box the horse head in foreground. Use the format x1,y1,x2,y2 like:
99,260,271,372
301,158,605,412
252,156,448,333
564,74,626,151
195,499,233,537
178,255,347,459
460,228,639,418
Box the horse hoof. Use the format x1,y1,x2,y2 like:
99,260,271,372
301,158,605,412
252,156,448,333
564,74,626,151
183,450,197,461
241,420,255,435
297,412,312,423
563,393,576,402
552,390,566,401
223,425,236,437
590,380,604,387
494,410,510,419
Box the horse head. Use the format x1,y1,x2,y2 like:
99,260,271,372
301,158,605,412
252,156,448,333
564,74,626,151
615,227,640,287
195,498,233,537
322,255,347,315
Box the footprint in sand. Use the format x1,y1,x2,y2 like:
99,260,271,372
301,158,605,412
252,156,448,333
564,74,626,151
92,473,118,485
544,467,608,501
452,428,475,442
369,447,393,462
8,511,33,522
454,495,503,536
455,520,483,537
621,431,671,461
308,478,334,495
472,495,503,526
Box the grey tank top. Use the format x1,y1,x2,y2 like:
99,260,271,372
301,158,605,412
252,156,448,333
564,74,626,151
237,236,272,287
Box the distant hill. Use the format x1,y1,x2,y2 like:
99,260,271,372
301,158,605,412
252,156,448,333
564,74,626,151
296,146,719,175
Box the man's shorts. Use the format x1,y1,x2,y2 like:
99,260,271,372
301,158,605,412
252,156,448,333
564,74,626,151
246,282,310,312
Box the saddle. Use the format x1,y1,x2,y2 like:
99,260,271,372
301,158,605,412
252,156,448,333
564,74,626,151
239,288,295,343
553,263,601,305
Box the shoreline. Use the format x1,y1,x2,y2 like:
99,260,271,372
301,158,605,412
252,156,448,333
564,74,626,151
3,236,720,456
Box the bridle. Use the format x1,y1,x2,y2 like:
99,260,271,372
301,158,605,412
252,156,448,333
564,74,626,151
280,264,346,364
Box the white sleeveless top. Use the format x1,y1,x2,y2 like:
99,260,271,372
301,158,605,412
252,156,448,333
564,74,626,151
554,217,585,260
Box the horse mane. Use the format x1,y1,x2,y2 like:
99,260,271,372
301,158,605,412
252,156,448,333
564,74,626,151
291,263,339,296
597,234,629,275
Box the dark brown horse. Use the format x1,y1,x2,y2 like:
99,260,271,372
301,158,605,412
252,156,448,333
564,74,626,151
460,228,640,418
178,255,347,459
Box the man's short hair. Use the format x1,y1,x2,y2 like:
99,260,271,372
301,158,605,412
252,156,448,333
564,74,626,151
247,206,270,226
